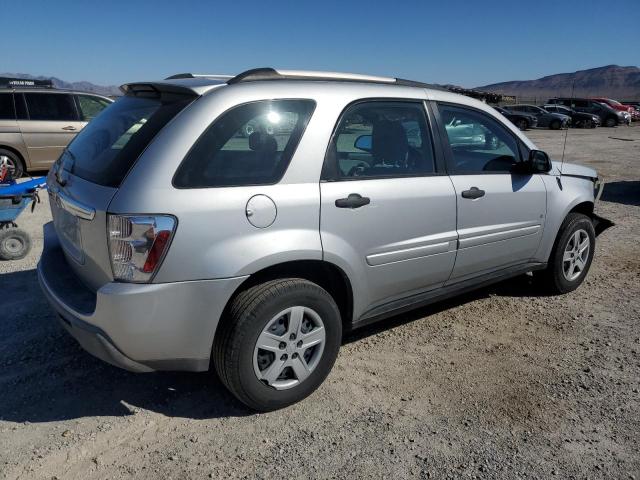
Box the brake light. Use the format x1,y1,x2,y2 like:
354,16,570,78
108,214,176,282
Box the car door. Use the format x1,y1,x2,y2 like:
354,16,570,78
320,100,458,318
434,102,546,283
17,92,84,169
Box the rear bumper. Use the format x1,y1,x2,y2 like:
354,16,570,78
38,222,248,372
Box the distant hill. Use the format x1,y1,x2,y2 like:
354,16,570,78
0,73,121,97
477,65,640,100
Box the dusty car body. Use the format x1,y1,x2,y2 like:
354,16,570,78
38,68,609,411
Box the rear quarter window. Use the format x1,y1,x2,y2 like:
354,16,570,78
173,99,315,188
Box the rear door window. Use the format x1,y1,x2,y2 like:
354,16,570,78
323,101,435,180
173,99,315,188
76,95,111,121
24,93,78,121
0,93,15,120
62,94,193,187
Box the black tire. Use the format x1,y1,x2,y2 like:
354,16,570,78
0,148,25,178
538,213,595,294
0,228,31,260
550,119,561,130
604,116,617,127
516,119,528,130
582,119,592,129
213,278,342,411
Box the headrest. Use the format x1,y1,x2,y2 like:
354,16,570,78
372,120,408,164
249,132,278,152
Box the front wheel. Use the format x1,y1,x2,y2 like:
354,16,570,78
604,117,617,127
213,278,342,411
516,119,528,130
539,213,595,294
550,119,561,130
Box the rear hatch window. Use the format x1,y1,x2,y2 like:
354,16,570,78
60,92,194,187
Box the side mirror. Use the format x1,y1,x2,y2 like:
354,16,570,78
528,149,552,173
354,134,372,151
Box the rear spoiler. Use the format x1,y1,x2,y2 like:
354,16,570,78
120,82,199,98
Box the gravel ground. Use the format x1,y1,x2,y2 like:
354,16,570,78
1,126,639,479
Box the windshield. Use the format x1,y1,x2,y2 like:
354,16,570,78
61,94,193,187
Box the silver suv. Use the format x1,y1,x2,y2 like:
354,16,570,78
38,68,609,411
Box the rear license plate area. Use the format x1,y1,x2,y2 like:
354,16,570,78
52,201,84,263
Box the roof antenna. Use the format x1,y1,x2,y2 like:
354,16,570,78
559,79,575,174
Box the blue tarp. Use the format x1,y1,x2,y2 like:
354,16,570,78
0,177,47,197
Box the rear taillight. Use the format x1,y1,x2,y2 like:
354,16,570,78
108,214,176,283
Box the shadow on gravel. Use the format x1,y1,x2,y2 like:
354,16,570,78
600,181,640,206
0,267,548,423
345,273,548,344
0,269,252,424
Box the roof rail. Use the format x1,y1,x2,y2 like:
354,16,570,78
164,73,232,80
226,67,444,90
0,76,54,89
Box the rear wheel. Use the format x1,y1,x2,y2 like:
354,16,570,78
213,278,342,411
0,149,25,179
0,228,31,260
538,213,595,294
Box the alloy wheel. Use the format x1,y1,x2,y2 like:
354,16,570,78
562,229,590,281
253,306,326,390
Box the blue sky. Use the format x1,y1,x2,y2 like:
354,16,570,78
2,0,638,87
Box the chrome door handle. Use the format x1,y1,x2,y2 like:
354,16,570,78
461,187,485,199
62,126,77,131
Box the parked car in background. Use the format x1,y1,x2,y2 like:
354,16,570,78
544,104,600,128
620,102,640,121
493,106,538,130
39,68,609,411
592,97,634,115
0,78,113,177
548,98,626,127
502,104,570,130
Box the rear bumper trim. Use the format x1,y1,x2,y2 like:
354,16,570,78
55,312,154,372
38,221,248,372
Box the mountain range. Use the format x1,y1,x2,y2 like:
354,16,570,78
0,73,121,96
476,65,640,100
3,65,639,100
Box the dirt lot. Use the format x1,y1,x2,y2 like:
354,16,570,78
1,126,639,479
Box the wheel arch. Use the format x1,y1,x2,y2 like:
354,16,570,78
219,259,355,334
568,200,594,217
